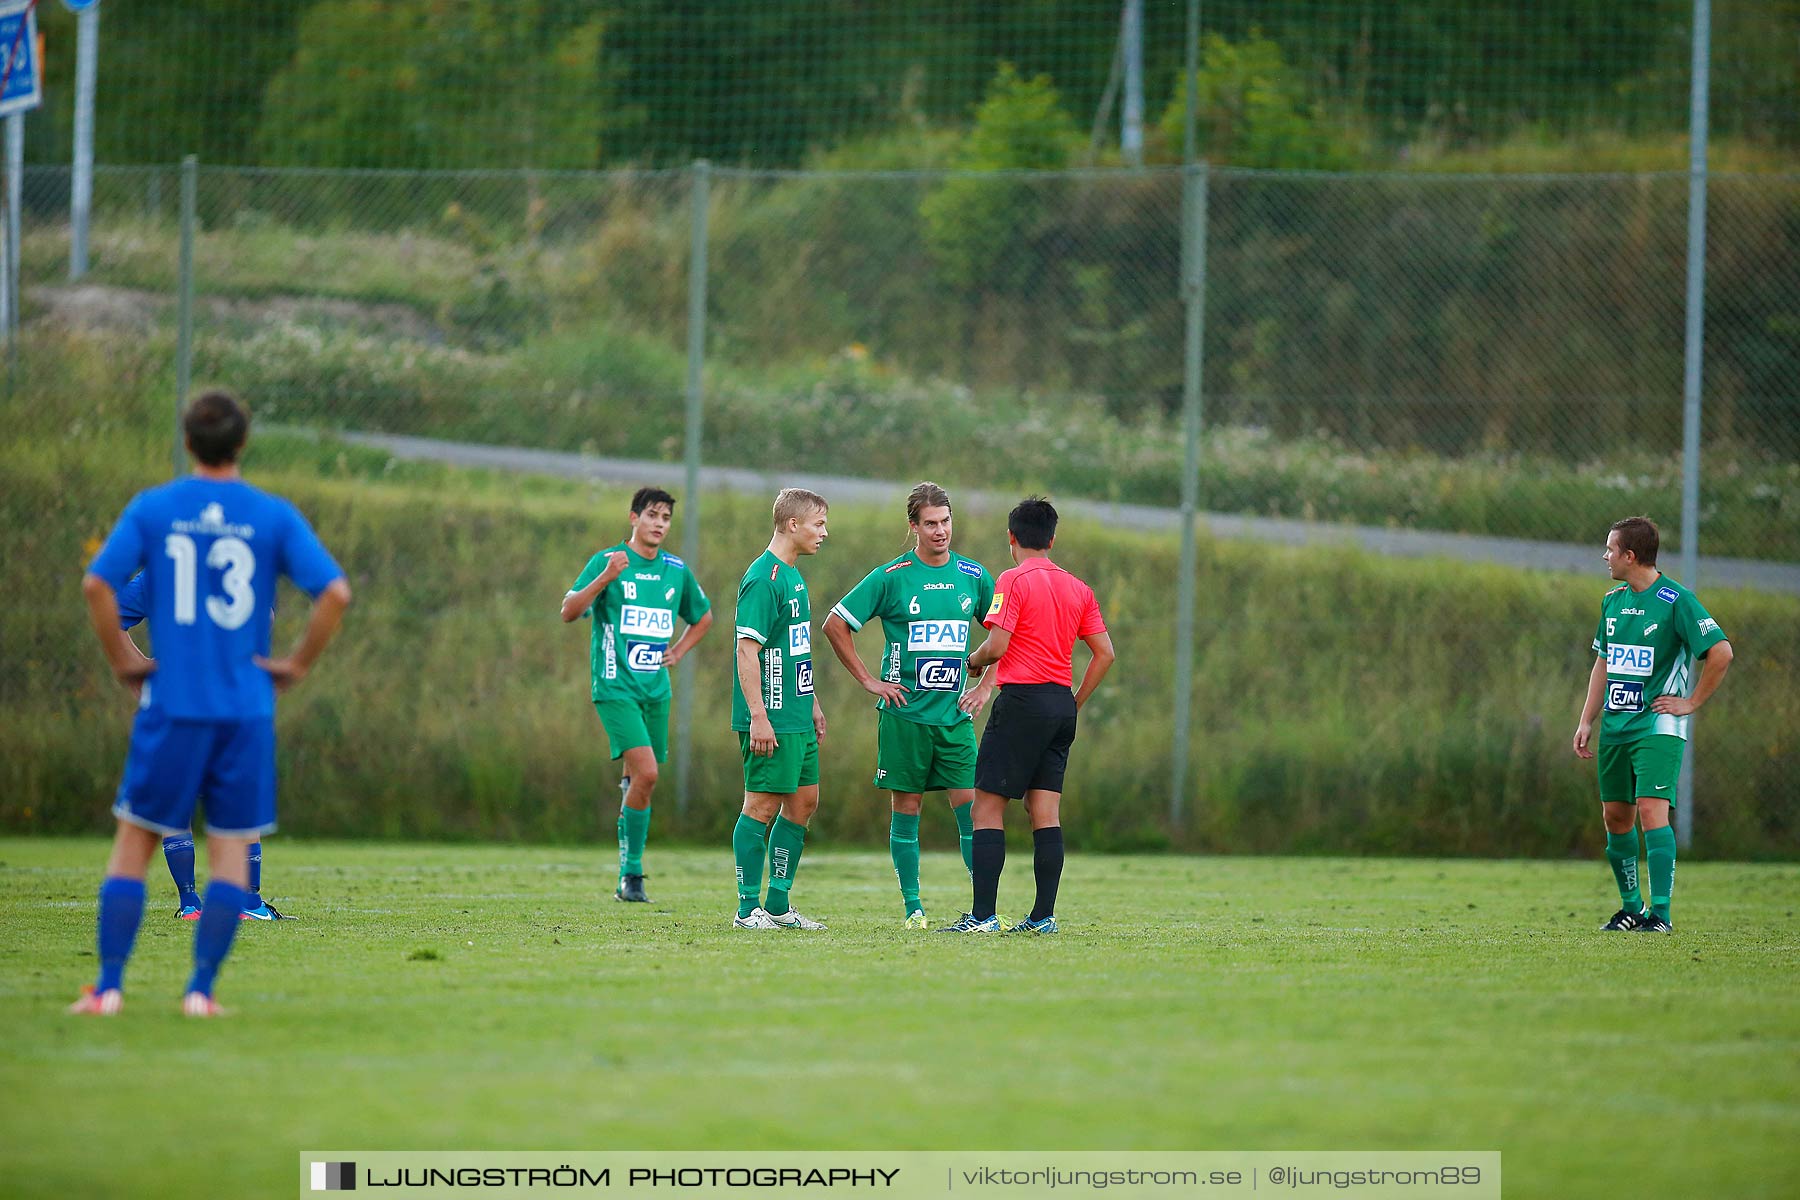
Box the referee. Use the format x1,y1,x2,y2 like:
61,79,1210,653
946,497,1113,934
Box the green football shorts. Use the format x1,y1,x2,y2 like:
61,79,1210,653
1596,733,1684,806
593,696,669,762
739,730,820,794
873,709,976,793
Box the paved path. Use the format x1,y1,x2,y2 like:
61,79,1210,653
332,430,1800,596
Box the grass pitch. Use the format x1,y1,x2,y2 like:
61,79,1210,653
1,839,1796,1199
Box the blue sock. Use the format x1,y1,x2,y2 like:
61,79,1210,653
95,876,147,993
163,834,198,905
186,881,250,997
245,841,263,908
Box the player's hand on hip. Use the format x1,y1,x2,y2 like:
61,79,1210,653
113,658,155,694
749,713,778,757
661,645,685,670
1572,721,1595,759
1649,695,1696,717
255,655,309,693
958,683,993,716
864,678,909,706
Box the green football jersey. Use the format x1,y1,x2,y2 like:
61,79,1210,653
830,551,995,727
568,543,710,703
731,549,817,734
1591,573,1728,742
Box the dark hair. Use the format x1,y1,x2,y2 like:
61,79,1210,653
906,481,951,526
631,487,676,516
1008,495,1058,550
1610,515,1659,566
182,391,249,466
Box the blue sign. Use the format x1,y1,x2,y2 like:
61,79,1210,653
62,1,103,13
0,1,41,118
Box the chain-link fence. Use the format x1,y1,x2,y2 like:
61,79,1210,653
3,157,1796,856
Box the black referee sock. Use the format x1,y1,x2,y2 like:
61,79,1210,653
1030,826,1064,922
970,828,1006,921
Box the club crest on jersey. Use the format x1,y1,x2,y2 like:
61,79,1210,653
1606,644,1654,677
626,642,665,672
620,605,674,639
1656,586,1679,604
961,595,974,613
907,619,968,653
957,560,982,577
789,623,813,655
1605,680,1645,712
796,659,814,696
915,658,962,691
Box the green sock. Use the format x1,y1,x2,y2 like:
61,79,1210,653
952,801,975,879
732,814,769,919
1605,830,1644,912
889,812,922,914
764,815,808,917
1644,825,1677,921
619,805,651,878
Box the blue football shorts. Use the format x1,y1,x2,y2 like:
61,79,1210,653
112,709,278,837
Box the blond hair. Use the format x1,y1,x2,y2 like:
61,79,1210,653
772,487,828,530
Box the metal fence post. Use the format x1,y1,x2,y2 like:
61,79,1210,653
5,112,21,341
1676,0,1711,851
675,159,711,816
69,3,100,280
1170,159,1209,830
174,155,196,477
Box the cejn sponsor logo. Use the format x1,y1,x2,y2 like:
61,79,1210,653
1606,680,1645,712
626,642,665,672
907,619,968,653
796,659,815,696
620,605,674,638
916,658,962,691
1606,643,1654,677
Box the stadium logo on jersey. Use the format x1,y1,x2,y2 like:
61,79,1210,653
789,623,812,655
1643,623,1658,635
1606,644,1655,677
907,620,968,652
922,582,955,591
620,605,674,639
634,572,661,581
1620,608,1646,616
916,658,962,691
626,642,665,672
796,659,815,696
172,503,254,539
957,560,982,577
1657,586,1679,604
1606,680,1645,712
1697,617,1719,635
765,648,784,709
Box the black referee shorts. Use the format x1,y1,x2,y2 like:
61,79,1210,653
974,683,1079,799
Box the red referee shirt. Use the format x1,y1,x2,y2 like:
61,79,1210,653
982,556,1106,687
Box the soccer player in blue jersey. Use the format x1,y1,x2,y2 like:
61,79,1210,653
71,391,351,1016
113,573,287,921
